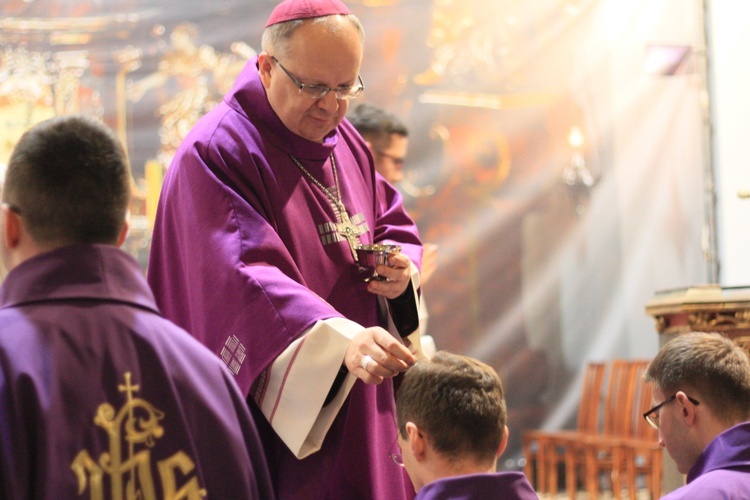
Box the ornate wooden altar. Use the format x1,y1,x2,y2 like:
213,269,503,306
646,284,750,339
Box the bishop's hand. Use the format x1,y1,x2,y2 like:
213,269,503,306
365,252,412,299
345,327,416,384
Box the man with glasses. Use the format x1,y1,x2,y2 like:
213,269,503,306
148,0,424,498
394,351,538,499
643,331,750,498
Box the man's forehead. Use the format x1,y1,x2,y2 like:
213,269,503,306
266,0,352,27
283,20,362,79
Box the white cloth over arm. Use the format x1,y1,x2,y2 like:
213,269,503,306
254,264,424,459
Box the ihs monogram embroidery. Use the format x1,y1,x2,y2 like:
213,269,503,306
71,372,207,499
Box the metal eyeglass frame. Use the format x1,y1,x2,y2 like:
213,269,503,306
270,55,364,101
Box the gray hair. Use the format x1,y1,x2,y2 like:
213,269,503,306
261,15,364,59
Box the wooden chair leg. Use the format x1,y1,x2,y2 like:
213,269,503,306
585,445,598,499
537,441,547,494
611,445,622,500
566,445,579,498
548,444,560,496
626,449,636,500
522,440,535,491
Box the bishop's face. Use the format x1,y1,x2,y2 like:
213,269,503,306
260,17,363,143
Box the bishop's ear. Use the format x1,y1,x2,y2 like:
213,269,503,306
258,53,274,86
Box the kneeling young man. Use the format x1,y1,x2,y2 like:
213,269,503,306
395,351,538,499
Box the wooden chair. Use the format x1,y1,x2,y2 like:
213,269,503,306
619,365,662,500
582,359,646,498
581,360,651,498
522,361,606,497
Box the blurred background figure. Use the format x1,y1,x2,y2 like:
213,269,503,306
349,103,438,354
348,102,409,185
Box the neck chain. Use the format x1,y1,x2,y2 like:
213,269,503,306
289,153,365,261
289,153,344,213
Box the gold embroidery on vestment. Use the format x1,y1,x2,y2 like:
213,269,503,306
71,372,207,499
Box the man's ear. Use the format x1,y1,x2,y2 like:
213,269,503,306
258,52,274,87
3,204,21,250
116,220,129,248
405,422,426,461
497,425,509,458
675,391,697,425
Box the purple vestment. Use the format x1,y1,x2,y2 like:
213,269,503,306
661,422,750,499
414,471,539,500
147,57,422,499
0,245,274,499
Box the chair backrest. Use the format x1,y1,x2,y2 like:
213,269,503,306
631,359,658,440
576,362,607,433
602,359,639,436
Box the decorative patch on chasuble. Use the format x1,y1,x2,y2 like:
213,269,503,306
71,372,207,499
220,334,247,375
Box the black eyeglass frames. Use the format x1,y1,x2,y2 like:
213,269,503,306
643,393,700,430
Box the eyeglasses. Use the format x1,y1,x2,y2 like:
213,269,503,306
643,393,700,430
270,55,364,101
374,150,405,166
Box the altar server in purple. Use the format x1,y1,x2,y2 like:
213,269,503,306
147,0,425,498
394,351,539,499
642,331,750,499
0,115,274,499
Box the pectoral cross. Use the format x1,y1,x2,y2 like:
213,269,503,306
335,202,365,261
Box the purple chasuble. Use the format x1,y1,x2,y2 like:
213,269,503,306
0,245,274,499
147,57,421,499
414,472,539,500
661,422,750,499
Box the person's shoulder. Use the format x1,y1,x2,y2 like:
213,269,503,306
0,306,52,357
415,472,539,500
339,118,366,145
182,101,241,145
662,468,750,499
143,319,220,364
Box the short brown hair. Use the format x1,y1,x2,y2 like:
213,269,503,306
396,351,506,465
3,115,131,246
645,332,750,424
